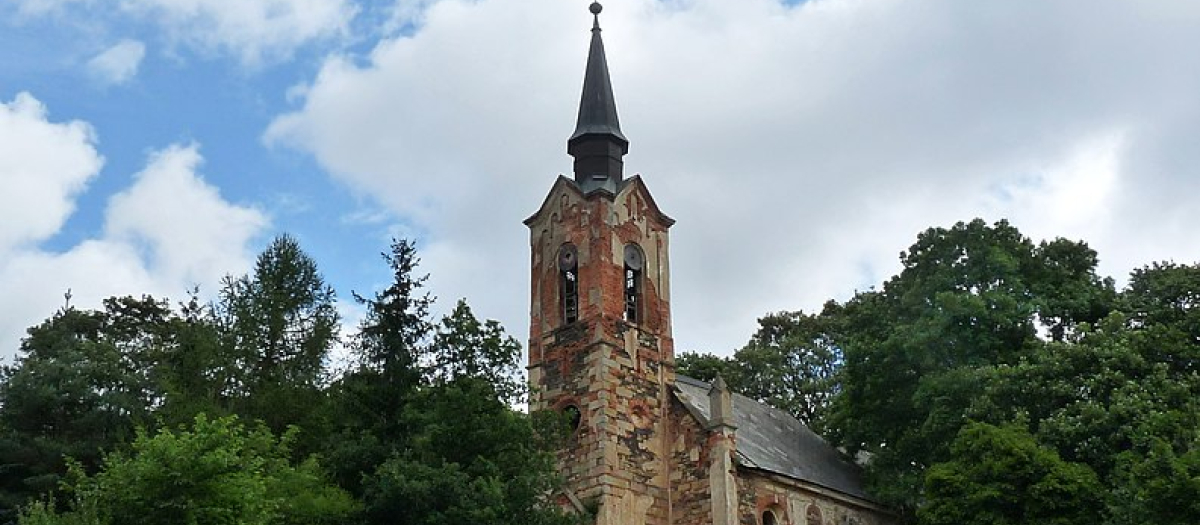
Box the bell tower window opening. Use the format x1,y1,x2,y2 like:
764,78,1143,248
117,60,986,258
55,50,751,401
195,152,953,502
623,243,645,324
558,244,579,324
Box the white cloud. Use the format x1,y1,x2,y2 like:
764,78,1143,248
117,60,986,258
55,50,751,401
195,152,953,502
13,0,88,17
270,0,1200,355
0,93,268,362
119,0,357,64
104,144,269,287
14,0,356,65
87,39,146,85
0,92,103,253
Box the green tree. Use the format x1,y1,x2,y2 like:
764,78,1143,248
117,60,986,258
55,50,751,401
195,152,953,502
920,422,1103,525
149,290,234,427
1123,262,1200,374
0,297,170,520
674,351,740,386
429,299,525,404
323,239,434,495
217,234,339,437
830,219,1115,515
676,308,843,434
19,415,356,525
361,377,574,525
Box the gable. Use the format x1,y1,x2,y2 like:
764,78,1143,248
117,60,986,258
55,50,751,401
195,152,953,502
672,375,869,500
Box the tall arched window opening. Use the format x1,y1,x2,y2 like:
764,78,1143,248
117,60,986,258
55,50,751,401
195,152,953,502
762,510,778,525
623,243,644,323
559,244,579,324
806,504,823,525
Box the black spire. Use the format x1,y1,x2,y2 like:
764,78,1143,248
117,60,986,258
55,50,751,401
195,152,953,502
568,1,629,190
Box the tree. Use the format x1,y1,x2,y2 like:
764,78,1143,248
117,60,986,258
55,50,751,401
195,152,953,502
674,351,739,386
149,290,234,428
217,234,339,437
676,307,843,434
0,297,170,521
19,415,356,525
323,239,434,496
429,299,525,405
351,238,433,376
830,219,1116,515
920,422,1103,525
360,378,574,525
1123,262,1200,374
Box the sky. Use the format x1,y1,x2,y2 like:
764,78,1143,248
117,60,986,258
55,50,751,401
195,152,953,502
2,0,1200,365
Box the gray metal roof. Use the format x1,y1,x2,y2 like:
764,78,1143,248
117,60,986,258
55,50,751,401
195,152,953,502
568,2,628,149
673,375,869,499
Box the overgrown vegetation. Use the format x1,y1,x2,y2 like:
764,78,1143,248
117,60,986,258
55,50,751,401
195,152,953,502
679,219,1200,525
3,219,1196,525
0,236,574,525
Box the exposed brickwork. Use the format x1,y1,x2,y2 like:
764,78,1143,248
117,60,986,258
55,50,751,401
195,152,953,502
527,177,676,525
667,396,711,524
737,473,890,525
526,177,893,525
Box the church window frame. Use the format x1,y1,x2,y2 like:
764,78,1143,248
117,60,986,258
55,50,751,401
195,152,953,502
806,503,823,525
558,243,580,324
762,509,779,525
623,243,645,324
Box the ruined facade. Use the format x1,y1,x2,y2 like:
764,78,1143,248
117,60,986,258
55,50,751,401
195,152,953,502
525,4,895,525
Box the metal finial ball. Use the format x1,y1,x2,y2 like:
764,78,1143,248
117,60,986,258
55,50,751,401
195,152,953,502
590,2,603,15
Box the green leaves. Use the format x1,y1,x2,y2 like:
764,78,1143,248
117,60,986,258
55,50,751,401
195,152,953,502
677,308,842,434
3,235,570,525
921,422,1102,525
19,415,357,525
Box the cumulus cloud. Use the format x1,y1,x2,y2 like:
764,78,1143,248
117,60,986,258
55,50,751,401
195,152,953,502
121,0,357,64
104,144,269,286
0,93,268,362
270,0,1200,354
12,0,88,17
87,39,146,85
0,92,103,253
14,0,356,65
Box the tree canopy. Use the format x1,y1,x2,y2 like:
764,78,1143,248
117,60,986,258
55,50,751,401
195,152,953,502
679,219,1199,525
0,236,573,525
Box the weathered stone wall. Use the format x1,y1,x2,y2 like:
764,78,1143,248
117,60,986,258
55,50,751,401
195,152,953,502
737,472,894,525
666,396,712,525
526,177,676,525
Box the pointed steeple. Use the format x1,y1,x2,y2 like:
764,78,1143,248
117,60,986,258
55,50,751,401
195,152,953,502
568,1,629,191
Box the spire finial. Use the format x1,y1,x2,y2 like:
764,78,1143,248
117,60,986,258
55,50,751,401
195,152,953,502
568,0,628,190
590,1,603,29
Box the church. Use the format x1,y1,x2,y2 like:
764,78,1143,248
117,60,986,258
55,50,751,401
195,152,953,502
524,3,895,525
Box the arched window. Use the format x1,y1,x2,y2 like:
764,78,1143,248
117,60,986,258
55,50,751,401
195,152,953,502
623,243,644,323
807,504,823,525
762,510,778,525
558,244,579,324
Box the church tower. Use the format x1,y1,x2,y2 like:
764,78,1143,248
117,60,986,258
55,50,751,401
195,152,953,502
525,3,677,524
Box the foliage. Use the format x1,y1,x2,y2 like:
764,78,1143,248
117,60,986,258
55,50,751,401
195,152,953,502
360,377,574,525
351,238,432,376
216,234,340,441
829,219,1116,514
429,300,526,405
0,297,171,521
18,415,356,525
677,308,843,434
920,422,1103,525
5,221,1196,525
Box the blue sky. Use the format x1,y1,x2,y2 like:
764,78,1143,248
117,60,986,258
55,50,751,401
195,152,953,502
3,0,1200,363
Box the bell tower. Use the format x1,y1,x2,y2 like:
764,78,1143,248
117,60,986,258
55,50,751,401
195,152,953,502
525,3,676,524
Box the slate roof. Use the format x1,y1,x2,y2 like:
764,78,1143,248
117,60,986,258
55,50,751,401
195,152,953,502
673,375,869,500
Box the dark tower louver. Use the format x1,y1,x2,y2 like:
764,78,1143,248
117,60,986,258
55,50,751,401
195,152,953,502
568,2,629,191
